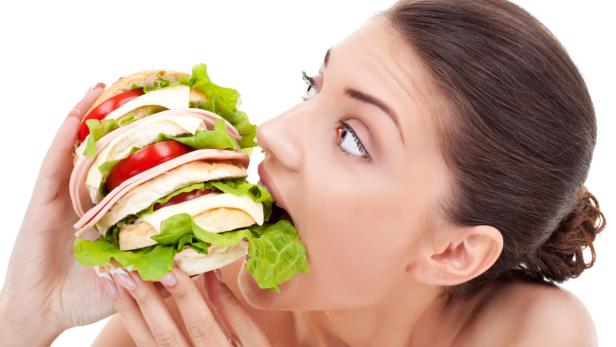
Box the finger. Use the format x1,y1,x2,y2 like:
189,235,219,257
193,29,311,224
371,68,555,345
159,266,231,347
154,282,172,299
54,83,105,152
204,270,271,346
111,267,191,347
97,267,157,347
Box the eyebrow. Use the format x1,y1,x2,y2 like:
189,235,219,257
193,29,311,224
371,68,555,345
322,47,405,144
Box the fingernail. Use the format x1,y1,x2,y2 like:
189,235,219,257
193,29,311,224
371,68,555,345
110,267,136,291
97,269,118,298
214,269,223,282
160,272,177,287
89,82,105,91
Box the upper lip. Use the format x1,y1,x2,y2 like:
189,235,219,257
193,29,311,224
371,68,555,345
257,162,289,212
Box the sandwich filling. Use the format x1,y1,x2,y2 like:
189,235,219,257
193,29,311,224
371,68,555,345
72,63,308,292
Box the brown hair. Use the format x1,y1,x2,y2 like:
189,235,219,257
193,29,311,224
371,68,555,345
383,0,607,300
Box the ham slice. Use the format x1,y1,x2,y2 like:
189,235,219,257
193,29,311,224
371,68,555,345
69,108,242,217
73,148,249,237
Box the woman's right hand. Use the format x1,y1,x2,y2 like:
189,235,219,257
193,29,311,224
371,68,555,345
0,83,118,346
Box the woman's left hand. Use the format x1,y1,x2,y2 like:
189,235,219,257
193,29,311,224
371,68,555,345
104,265,271,346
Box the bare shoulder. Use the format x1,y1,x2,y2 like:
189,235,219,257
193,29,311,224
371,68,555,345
464,281,597,347
506,282,597,346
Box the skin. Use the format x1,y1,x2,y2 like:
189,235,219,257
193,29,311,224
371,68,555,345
0,16,597,347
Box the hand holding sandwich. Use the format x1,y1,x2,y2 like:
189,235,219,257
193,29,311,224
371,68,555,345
0,84,118,347
111,266,270,346
0,64,309,347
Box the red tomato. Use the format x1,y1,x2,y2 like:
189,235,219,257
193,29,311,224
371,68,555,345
77,88,145,142
105,140,192,192
153,188,216,211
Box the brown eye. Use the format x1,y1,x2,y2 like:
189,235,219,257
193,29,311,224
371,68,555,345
336,121,368,158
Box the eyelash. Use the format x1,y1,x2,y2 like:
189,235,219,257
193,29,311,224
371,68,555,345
300,70,370,160
301,70,317,102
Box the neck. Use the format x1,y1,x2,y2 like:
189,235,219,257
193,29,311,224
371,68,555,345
293,282,471,347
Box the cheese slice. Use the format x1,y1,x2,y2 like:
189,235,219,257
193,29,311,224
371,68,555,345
138,193,264,233
85,114,207,203
106,85,190,120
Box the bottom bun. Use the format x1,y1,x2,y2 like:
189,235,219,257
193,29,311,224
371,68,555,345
174,241,248,276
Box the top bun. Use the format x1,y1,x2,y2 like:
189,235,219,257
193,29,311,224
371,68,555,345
86,69,208,115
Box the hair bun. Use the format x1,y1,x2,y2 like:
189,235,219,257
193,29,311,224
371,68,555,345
536,186,606,282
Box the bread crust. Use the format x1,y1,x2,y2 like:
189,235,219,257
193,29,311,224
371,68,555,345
173,241,248,276
86,69,208,115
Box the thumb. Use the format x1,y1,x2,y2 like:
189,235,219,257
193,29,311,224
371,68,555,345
40,83,105,178
29,83,105,208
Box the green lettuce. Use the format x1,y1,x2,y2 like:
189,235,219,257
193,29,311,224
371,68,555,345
83,119,121,159
135,178,272,221
73,239,175,281
74,217,308,290
155,119,238,151
179,64,257,148
128,64,257,148
96,146,140,200
245,220,309,293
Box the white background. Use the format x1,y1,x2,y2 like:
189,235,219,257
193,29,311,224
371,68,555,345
0,1,613,346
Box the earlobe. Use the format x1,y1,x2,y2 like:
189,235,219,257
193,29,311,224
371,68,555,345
413,225,503,286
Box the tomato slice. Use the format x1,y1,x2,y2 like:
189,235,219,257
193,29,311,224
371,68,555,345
153,188,216,211
105,140,192,193
77,88,145,142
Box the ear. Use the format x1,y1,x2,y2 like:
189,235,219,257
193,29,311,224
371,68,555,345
407,224,504,286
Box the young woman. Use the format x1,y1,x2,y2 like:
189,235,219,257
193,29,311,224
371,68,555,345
0,1,605,346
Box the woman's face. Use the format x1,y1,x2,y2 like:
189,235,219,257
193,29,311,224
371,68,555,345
238,17,452,310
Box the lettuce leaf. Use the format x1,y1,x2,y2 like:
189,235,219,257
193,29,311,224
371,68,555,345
245,220,310,293
74,217,309,290
153,213,252,248
73,238,175,281
208,179,273,221
135,178,271,220
148,213,308,291
155,118,238,151
179,64,257,148
96,146,141,200
89,63,257,152
150,214,309,292
176,234,209,254
83,119,121,159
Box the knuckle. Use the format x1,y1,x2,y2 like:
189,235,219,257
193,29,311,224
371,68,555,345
132,339,152,347
186,321,219,342
68,108,81,118
130,288,150,305
151,330,180,347
170,284,190,299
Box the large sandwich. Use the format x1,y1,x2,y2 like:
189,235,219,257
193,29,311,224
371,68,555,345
70,64,308,292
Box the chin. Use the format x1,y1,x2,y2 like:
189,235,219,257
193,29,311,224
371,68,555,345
237,264,299,310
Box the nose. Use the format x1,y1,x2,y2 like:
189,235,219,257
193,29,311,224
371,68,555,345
256,105,304,172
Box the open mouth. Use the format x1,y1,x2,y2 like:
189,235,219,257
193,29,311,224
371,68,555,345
256,163,295,227
269,200,294,225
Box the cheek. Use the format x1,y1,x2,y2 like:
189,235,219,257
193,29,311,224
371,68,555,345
295,177,422,303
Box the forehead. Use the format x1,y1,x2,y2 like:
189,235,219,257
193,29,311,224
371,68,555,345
331,17,445,146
